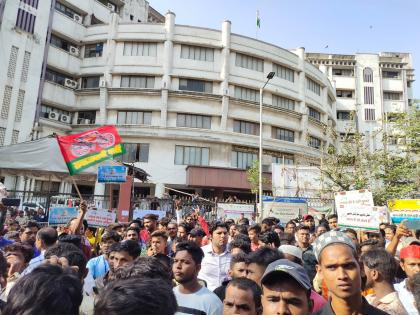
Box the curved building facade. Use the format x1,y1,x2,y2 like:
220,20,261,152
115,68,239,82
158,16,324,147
33,8,338,197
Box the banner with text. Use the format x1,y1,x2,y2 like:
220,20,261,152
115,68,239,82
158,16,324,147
335,189,380,230
48,207,78,225
388,199,420,230
97,165,127,183
217,203,255,220
85,209,116,228
262,196,307,224
133,209,166,220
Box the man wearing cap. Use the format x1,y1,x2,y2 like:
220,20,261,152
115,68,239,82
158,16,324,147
260,259,313,315
188,228,206,247
313,230,387,315
394,244,420,315
303,214,315,234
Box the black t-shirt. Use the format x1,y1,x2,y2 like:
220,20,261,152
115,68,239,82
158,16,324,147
213,280,230,302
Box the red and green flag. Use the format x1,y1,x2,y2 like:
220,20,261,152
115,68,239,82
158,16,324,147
56,125,125,175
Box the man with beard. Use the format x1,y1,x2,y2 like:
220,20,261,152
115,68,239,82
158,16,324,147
172,241,222,315
140,214,158,244
394,245,420,315
313,230,387,315
361,248,407,315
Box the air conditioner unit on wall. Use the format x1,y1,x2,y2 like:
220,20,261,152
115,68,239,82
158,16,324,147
73,14,82,23
64,78,78,89
59,114,70,123
48,112,60,121
69,46,79,56
107,3,116,11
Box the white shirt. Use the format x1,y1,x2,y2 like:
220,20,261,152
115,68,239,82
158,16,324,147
21,251,45,276
197,244,231,291
173,285,223,315
394,279,419,315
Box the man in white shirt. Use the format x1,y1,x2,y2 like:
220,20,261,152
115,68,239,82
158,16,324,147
394,244,420,315
21,227,57,276
173,241,223,315
198,222,231,291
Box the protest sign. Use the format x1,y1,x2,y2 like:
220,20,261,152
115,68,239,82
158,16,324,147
132,209,166,220
388,199,420,230
335,189,379,230
262,196,307,224
97,165,127,183
57,125,125,175
217,203,254,220
48,207,78,225
85,209,116,228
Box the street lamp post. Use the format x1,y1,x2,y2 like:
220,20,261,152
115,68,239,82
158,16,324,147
258,72,275,221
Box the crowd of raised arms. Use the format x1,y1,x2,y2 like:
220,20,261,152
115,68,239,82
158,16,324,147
0,200,419,315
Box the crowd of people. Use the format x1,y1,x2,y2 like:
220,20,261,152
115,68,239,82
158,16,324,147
0,200,418,315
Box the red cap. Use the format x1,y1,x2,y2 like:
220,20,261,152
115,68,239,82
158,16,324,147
303,214,314,221
400,245,420,259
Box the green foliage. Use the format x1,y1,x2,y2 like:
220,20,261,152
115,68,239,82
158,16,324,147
320,109,419,206
246,160,270,195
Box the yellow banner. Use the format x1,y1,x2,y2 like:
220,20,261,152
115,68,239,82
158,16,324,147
388,199,420,211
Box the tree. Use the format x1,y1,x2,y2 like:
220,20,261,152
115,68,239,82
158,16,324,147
320,109,419,205
246,160,270,202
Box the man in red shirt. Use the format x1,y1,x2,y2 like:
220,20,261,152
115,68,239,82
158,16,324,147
140,214,158,244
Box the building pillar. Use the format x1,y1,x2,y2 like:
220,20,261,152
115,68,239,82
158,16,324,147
161,11,175,127
295,47,307,146
220,20,231,130
154,182,165,198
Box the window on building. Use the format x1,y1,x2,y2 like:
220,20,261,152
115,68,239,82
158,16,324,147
364,108,376,121
234,86,258,102
336,89,354,98
0,127,5,146
11,130,19,144
175,145,209,166
306,77,321,96
123,42,157,57
328,95,334,108
41,104,72,122
45,68,68,86
55,2,79,19
272,94,295,111
179,79,212,93
117,111,152,125
50,34,71,51
272,127,294,142
363,67,373,83
118,143,149,163
235,53,264,72
231,150,257,169
337,111,352,120
90,14,103,25
272,155,294,165
308,136,321,149
34,180,60,193
332,68,354,77
120,76,155,89
16,8,36,34
84,43,103,58
180,45,214,62
21,0,39,9
364,86,374,104
383,92,402,100
77,111,96,124
273,63,294,82
233,120,259,136
177,114,211,129
308,107,321,121
382,71,400,79
81,76,100,89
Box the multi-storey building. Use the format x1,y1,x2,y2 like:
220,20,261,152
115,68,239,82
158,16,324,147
1,0,414,200
0,1,337,198
305,52,415,151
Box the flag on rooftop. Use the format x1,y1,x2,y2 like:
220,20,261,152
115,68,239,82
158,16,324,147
256,10,261,28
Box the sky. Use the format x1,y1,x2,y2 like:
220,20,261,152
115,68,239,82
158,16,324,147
150,0,420,98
